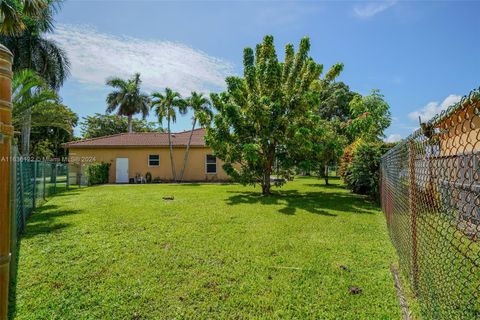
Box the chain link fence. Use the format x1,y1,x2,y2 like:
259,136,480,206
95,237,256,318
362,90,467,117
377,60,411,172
380,88,480,319
13,154,68,235
8,147,88,316
11,147,87,236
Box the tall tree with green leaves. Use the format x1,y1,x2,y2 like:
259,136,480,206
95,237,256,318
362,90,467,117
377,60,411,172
105,73,150,133
346,89,391,142
29,103,78,158
151,88,186,182
12,68,59,154
1,0,70,90
206,35,343,195
312,80,356,122
178,92,212,182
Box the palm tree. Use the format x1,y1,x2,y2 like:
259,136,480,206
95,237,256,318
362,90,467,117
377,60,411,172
151,88,186,182
0,0,47,35
178,92,212,182
12,69,59,155
0,0,69,90
105,73,150,133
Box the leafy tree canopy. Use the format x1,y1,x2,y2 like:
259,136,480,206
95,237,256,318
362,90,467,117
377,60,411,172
312,80,356,122
1,0,70,90
294,119,347,185
345,89,391,142
80,113,162,139
206,35,343,195
26,103,78,158
0,0,48,35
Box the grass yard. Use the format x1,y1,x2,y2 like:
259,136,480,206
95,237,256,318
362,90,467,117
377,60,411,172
11,177,401,319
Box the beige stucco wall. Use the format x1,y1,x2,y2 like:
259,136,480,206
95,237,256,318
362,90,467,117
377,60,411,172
436,103,480,157
68,146,231,183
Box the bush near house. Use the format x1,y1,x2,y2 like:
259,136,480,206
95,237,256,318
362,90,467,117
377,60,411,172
341,141,396,200
86,162,111,185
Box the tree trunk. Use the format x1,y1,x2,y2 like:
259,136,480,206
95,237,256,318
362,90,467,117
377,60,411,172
179,118,196,182
261,145,276,195
167,119,176,182
262,171,271,195
324,164,329,185
127,115,133,133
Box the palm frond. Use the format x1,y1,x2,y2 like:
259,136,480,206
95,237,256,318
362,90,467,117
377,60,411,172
105,73,150,125
106,77,128,90
0,0,24,35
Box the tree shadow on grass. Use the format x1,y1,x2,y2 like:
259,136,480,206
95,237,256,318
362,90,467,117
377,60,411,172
171,182,235,187
21,204,83,239
226,188,378,216
9,204,83,318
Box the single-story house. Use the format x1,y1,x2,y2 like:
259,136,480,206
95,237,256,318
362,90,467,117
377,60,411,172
63,128,231,183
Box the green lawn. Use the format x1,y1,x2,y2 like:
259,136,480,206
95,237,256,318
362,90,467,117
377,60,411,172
11,177,401,319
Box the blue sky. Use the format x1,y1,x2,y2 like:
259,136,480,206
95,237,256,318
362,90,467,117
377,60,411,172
52,0,480,141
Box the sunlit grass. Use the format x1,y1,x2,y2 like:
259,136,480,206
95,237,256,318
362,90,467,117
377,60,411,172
11,177,401,319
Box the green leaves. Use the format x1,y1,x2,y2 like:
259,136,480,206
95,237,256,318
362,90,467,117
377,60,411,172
341,141,395,200
325,63,344,82
347,89,391,141
0,0,48,35
206,35,342,194
86,162,111,185
105,73,150,129
80,113,161,139
150,88,185,125
184,91,212,127
12,68,59,119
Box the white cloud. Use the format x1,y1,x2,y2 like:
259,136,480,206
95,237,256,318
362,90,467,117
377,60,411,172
385,134,402,143
354,0,397,18
47,24,234,95
408,94,462,122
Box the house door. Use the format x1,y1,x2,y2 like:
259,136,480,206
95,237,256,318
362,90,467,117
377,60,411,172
116,158,129,183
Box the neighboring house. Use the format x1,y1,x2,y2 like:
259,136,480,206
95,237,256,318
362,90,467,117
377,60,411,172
429,89,480,225
63,128,230,183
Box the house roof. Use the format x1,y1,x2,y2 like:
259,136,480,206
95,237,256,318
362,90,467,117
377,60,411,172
63,128,207,148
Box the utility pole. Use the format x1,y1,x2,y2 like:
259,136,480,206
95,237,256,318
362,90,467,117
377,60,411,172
0,44,13,320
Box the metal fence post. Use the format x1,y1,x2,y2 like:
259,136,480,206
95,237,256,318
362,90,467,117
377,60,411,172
54,164,57,193
43,160,46,200
408,140,419,292
66,163,69,190
79,159,82,188
32,161,36,209
18,160,25,233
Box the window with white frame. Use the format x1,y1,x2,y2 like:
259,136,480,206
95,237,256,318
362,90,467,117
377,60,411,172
206,155,217,174
148,154,160,166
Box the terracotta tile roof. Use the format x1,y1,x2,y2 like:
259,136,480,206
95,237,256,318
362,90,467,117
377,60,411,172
64,128,207,148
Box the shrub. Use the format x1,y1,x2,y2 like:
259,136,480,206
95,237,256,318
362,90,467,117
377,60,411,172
341,140,395,200
338,139,361,178
86,162,111,185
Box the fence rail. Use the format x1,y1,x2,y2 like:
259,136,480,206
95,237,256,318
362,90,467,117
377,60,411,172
380,88,480,319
